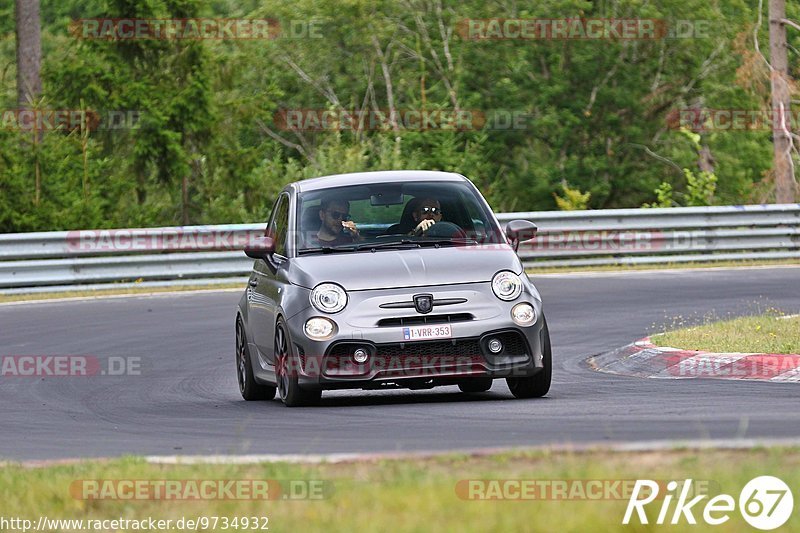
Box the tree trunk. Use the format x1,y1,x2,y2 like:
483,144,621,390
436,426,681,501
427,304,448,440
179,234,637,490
182,175,189,226
769,0,796,203
698,145,715,174
16,0,42,205
15,0,42,107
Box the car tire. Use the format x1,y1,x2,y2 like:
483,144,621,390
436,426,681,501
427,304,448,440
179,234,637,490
236,317,276,401
275,317,322,407
458,378,493,393
506,316,552,399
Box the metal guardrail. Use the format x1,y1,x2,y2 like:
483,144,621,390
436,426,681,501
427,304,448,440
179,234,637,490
0,204,798,291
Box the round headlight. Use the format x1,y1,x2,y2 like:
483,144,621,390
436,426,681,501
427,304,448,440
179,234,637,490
310,283,347,313
492,271,522,301
304,317,336,340
511,302,537,326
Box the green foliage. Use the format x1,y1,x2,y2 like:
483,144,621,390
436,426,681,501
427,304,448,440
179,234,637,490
553,181,591,211
684,168,717,206
0,0,794,231
643,168,717,208
642,182,674,208
643,128,719,207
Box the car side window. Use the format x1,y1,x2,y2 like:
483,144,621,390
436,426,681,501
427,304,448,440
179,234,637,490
269,194,290,257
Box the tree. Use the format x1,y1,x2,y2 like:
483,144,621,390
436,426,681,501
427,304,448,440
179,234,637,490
15,0,42,204
769,0,796,203
15,0,41,107
1,0,793,231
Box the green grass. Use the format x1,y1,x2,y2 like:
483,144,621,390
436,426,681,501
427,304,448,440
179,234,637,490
653,314,800,354
2,449,800,532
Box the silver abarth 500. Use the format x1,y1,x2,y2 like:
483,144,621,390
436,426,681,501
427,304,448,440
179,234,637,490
236,170,550,406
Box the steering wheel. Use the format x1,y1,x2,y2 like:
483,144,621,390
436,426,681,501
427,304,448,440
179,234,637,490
424,221,467,239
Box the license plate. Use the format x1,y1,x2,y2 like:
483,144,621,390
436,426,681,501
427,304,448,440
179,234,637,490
402,325,452,340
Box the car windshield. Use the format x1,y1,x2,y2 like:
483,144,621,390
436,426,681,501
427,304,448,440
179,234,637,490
296,181,503,253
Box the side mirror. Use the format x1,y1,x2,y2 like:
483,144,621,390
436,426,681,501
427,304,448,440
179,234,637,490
244,236,276,259
504,220,538,252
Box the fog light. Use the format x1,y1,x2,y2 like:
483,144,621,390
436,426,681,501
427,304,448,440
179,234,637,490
353,348,369,363
488,338,503,354
511,303,536,326
304,317,336,340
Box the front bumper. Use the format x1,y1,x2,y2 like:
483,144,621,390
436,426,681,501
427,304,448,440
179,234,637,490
285,282,545,389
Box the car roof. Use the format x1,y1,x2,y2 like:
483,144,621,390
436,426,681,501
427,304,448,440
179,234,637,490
291,170,468,193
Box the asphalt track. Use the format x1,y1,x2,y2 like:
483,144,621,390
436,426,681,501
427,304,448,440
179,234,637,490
1,266,799,461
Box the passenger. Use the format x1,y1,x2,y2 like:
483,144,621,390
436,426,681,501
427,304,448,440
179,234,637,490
311,198,360,247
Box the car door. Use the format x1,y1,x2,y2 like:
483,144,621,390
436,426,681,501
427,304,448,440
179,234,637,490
248,192,291,368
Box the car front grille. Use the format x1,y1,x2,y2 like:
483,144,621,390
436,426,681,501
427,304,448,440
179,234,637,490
375,339,483,359
493,331,527,356
322,330,529,379
325,338,484,378
376,313,474,327
328,338,484,359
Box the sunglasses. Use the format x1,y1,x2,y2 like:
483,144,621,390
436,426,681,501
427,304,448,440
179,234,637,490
327,210,351,220
419,206,441,215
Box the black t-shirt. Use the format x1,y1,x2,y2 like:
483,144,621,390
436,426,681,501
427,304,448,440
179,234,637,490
306,232,356,248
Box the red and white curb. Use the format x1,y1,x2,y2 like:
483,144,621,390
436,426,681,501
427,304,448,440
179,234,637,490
589,338,800,382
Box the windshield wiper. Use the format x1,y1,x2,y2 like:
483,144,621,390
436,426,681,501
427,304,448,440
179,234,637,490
297,240,420,254
351,239,421,251
416,237,478,247
297,246,358,255
298,238,473,255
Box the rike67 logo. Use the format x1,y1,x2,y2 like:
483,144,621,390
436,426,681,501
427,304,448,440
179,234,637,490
623,476,793,530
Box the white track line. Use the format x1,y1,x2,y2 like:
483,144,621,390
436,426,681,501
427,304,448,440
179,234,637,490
0,287,242,307
142,438,800,465
5,438,800,468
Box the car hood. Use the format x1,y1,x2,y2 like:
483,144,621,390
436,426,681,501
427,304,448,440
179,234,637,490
289,245,523,291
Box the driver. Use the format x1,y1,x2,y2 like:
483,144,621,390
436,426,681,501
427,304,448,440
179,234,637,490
409,197,443,236
312,198,361,246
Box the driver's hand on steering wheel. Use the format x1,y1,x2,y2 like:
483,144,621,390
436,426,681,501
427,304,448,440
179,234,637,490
412,219,436,235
